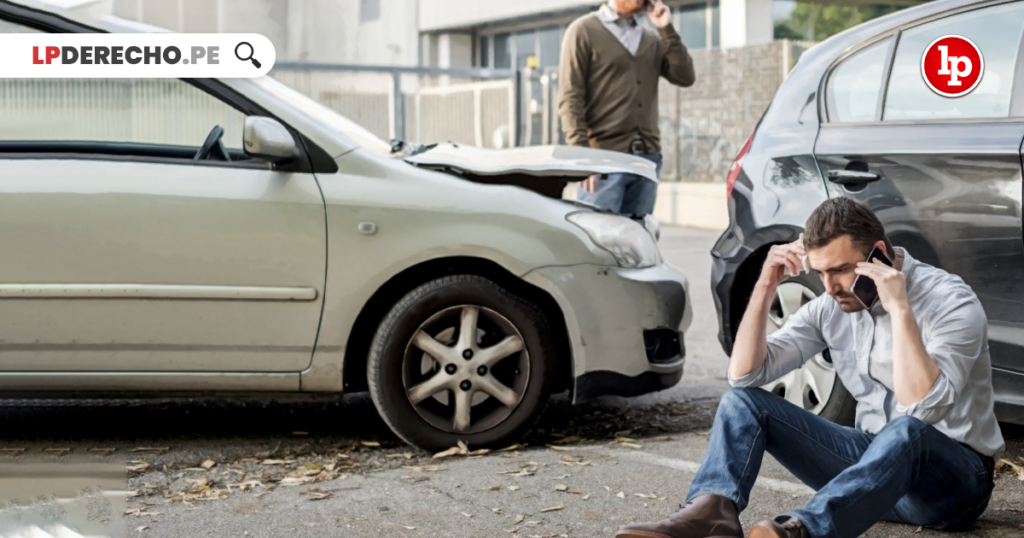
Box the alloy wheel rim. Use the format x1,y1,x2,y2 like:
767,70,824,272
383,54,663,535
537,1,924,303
761,282,837,415
402,305,530,434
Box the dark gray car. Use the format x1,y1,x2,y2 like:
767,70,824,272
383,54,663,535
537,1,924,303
711,0,1024,425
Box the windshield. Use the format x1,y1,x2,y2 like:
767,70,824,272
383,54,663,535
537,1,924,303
249,75,394,157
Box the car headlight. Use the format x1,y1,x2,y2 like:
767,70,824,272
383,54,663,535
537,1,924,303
567,211,661,268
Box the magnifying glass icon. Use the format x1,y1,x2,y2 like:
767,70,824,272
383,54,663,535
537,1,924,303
234,42,261,68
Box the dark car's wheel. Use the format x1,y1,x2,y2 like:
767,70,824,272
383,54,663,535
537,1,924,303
761,274,856,426
368,275,553,452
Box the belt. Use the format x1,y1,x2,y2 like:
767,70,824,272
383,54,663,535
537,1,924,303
629,138,647,154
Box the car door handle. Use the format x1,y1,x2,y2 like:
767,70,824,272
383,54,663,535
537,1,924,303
827,170,881,185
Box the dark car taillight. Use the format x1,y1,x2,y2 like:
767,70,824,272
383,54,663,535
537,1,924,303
726,130,755,198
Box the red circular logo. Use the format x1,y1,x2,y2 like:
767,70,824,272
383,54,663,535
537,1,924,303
921,34,984,98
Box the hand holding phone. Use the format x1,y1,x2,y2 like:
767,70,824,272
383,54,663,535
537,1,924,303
851,247,893,309
645,0,672,27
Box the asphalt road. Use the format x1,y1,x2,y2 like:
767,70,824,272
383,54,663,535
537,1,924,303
0,226,1022,538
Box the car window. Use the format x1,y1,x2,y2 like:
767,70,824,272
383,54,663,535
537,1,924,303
825,38,892,123
0,79,246,149
883,2,1024,121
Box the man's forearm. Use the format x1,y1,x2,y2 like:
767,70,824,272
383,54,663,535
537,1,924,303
890,307,940,406
728,281,774,380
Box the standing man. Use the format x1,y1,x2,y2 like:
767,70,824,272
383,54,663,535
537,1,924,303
617,197,1002,538
559,0,695,216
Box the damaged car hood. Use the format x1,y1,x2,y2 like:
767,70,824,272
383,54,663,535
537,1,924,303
403,143,659,183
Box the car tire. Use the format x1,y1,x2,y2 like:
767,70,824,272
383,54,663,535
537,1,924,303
760,273,857,426
367,275,554,452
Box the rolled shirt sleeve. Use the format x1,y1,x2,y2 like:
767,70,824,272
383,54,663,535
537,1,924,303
895,291,988,424
729,295,828,388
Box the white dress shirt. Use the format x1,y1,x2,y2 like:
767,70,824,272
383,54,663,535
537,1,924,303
730,248,1005,459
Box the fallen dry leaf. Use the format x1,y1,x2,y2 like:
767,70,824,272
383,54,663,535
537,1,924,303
135,526,148,532
478,485,502,491
604,486,611,492
361,441,381,447
560,455,583,463
996,459,1024,481
635,493,658,499
496,444,524,452
261,459,295,465
462,512,474,518
552,436,583,445
433,446,463,459
546,445,574,452
44,448,71,455
616,491,625,499
619,442,643,449
555,484,568,492
303,489,333,501
126,462,150,472
513,514,525,525
540,505,564,513
89,448,117,455
403,465,445,473
201,460,216,470
493,508,502,514
914,527,923,533
128,447,170,454
508,485,520,492
402,526,416,530
524,521,541,527
0,448,26,455
582,494,591,500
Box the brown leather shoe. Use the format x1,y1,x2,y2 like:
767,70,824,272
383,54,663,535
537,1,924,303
615,494,743,538
748,516,810,538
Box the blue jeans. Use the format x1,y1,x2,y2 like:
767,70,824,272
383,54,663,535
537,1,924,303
577,152,661,216
687,387,995,538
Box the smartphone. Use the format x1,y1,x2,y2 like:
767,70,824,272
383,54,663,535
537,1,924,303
851,246,893,309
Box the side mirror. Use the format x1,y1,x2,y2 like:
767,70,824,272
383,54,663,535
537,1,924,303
243,116,296,163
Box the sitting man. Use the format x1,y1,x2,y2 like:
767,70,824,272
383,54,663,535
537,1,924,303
617,196,1002,538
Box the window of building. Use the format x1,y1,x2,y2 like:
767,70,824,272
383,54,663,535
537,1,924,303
824,37,891,123
883,2,1024,121
677,3,707,50
479,35,490,68
493,33,512,69
773,1,899,42
538,26,562,68
710,1,720,47
359,0,380,24
514,30,537,68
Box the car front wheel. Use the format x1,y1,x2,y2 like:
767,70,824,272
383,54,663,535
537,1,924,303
761,276,857,426
368,275,553,452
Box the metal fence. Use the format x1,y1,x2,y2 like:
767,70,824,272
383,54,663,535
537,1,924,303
271,63,519,149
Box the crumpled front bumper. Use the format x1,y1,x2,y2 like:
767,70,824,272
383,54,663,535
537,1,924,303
522,263,692,403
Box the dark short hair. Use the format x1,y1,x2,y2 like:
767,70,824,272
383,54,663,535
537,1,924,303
804,197,893,257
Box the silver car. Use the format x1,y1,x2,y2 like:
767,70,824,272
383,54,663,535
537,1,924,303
0,1,692,451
